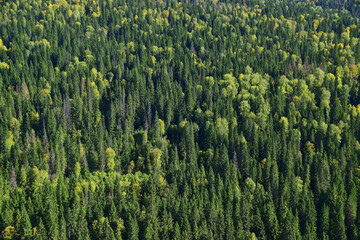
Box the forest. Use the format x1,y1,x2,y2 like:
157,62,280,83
0,0,360,239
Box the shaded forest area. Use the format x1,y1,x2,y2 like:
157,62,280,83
0,0,360,239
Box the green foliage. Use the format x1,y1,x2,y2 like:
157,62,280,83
105,148,116,171
150,148,162,171
29,167,48,190
0,0,359,239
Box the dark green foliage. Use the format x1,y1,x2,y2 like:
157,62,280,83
0,0,360,239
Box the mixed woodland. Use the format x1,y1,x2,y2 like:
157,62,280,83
1,0,360,239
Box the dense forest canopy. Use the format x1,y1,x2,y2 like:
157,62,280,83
0,0,360,239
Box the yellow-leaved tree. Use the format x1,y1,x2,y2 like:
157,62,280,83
150,148,162,171
105,148,116,171
1,226,18,239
